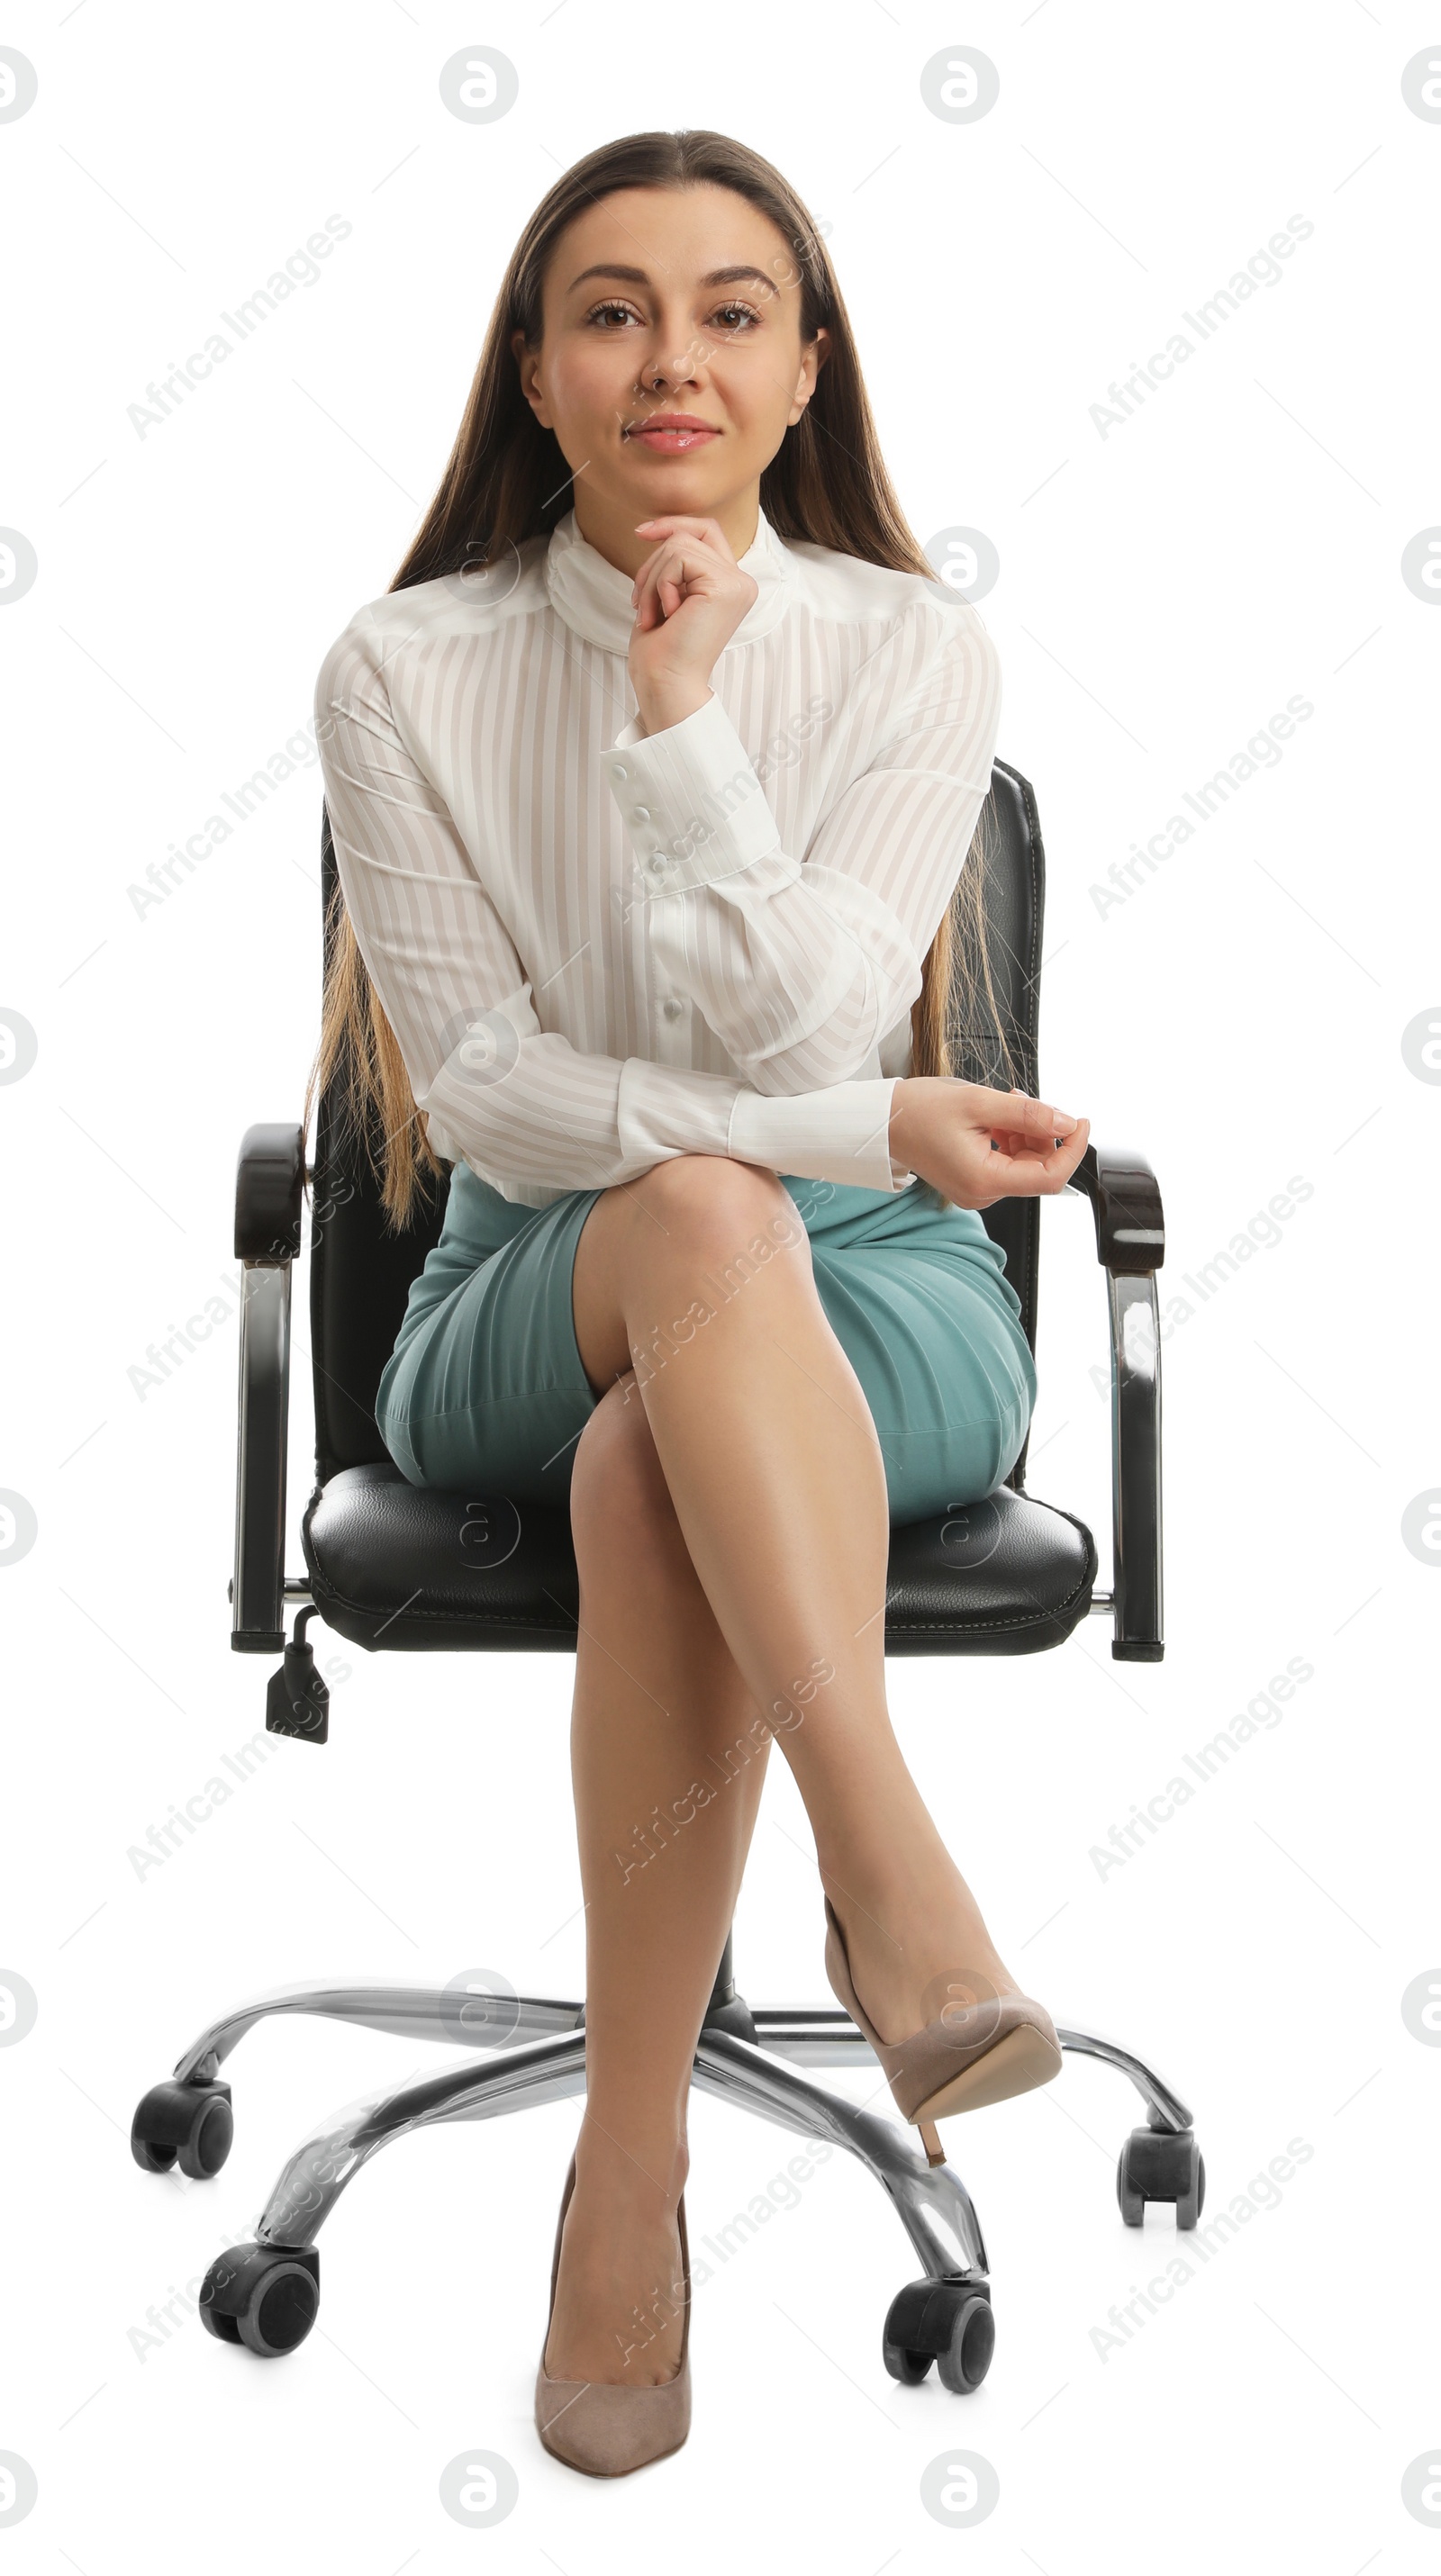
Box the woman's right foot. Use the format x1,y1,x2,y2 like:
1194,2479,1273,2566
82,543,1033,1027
544,2120,688,2389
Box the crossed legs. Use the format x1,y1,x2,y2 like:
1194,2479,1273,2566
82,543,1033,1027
544,1155,1023,2387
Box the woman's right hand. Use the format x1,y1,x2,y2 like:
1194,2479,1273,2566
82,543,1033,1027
889,1077,1091,1209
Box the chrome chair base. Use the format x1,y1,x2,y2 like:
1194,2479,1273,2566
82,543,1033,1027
132,1976,1200,2382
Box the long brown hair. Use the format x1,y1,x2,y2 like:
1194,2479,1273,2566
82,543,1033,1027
306,127,1014,1227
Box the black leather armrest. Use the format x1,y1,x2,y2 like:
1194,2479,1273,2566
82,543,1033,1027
1066,1143,1165,1275
236,1123,306,1263
232,1123,305,1652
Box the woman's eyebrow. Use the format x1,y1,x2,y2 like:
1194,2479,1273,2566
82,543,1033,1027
566,262,777,296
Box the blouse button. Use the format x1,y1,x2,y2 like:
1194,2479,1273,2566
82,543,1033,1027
648,856,667,877
612,763,629,781
661,998,683,1019
633,805,650,822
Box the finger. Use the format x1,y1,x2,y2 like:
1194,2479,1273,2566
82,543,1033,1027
633,514,731,559
630,537,668,618
630,520,722,589
631,536,707,624
984,1150,1054,1190
967,1084,1081,1138
986,1117,1091,1195
985,1115,1076,1161
630,539,671,620
630,514,736,602
1031,1116,1091,1192
996,1123,1069,1159
632,545,687,627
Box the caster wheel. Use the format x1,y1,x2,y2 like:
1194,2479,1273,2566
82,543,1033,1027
1117,2126,1205,2231
199,2243,319,2357
882,2335,932,2386
882,2273,995,2394
131,2080,233,2179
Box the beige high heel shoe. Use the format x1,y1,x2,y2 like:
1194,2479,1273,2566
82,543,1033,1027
824,1896,1063,2163
534,2154,692,2478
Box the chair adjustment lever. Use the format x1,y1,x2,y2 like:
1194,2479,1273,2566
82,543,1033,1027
265,1604,331,1746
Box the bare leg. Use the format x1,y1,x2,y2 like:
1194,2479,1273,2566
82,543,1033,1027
571,1159,1026,2038
545,1370,772,2387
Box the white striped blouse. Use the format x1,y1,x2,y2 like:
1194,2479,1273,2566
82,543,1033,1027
313,503,1003,1209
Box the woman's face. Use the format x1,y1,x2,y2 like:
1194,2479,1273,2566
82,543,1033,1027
513,183,829,560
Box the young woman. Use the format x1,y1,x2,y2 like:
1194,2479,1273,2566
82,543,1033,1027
311,128,1090,2477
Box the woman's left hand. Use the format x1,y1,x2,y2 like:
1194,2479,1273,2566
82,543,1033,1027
627,514,758,733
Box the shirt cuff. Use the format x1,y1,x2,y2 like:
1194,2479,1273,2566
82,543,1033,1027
728,1078,910,1193
602,691,785,899
616,1056,745,1169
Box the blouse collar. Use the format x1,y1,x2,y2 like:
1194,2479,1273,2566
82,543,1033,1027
542,501,793,655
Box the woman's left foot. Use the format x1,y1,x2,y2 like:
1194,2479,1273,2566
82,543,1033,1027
821,1864,1062,2139
820,1858,1021,2047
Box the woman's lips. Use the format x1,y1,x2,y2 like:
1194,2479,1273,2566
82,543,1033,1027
626,424,719,451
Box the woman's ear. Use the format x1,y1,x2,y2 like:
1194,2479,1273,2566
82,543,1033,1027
791,326,830,422
512,330,549,428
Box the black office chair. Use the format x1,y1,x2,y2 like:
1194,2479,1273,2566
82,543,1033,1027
131,759,1201,2394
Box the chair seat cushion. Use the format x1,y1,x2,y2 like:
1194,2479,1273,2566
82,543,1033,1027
303,1465,1096,1658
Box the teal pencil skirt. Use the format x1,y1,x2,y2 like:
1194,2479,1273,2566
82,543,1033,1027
376,1162,1038,1529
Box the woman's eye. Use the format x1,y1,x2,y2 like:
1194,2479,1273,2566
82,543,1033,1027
583,299,760,330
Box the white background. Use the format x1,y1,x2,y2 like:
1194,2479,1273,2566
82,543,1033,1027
2,1,1437,2564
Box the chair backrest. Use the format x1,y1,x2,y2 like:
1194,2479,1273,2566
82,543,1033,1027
950,759,1045,1487
308,755,1047,1490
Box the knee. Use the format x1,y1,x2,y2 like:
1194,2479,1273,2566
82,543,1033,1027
629,1155,811,1281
